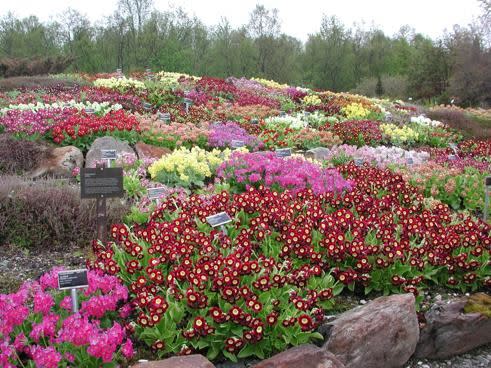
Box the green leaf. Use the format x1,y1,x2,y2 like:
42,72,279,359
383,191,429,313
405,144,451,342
223,350,238,362
310,332,324,341
238,344,256,359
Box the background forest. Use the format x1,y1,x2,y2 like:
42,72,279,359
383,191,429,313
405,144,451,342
0,0,490,106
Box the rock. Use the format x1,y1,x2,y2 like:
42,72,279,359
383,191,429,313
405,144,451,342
305,147,331,161
131,354,215,368
414,295,491,359
321,293,419,368
253,344,345,368
134,142,171,162
85,136,136,168
31,146,83,178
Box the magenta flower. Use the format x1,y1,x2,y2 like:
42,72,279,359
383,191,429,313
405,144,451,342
33,291,55,315
31,345,62,368
121,339,134,358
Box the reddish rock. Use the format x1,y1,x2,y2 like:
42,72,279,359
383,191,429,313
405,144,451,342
134,142,171,161
322,293,419,368
31,146,83,178
253,344,345,368
131,355,215,368
414,295,491,359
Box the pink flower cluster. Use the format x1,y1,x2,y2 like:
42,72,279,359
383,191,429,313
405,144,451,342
217,151,352,195
0,267,133,367
208,121,264,149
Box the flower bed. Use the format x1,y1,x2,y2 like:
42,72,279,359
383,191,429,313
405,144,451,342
217,151,352,194
91,164,489,361
0,267,133,367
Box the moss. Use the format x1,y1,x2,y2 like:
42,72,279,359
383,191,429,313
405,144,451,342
464,293,491,318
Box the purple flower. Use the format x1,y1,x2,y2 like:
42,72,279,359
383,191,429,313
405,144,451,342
208,122,264,150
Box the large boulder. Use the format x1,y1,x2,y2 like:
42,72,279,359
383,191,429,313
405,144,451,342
321,293,419,368
134,142,171,162
414,293,491,359
253,344,344,368
31,146,83,178
85,136,136,168
305,147,331,161
131,355,215,368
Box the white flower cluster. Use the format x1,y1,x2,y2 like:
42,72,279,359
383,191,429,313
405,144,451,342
410,115,444,127
265,115,308,130
93,77,146,90
1,100,122,115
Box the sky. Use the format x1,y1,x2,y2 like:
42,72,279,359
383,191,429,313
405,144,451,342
1,0,484,41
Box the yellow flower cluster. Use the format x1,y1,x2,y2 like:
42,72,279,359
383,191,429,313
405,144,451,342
341,103,371,120
302,94,322,106
93,77,145,91
252,77,289,89
148,147,235,187
156,71,200,88
381,123,419,143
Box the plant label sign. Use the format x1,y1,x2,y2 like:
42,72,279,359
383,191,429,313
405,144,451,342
206,212,232,227
279,111,286,117
250,118,259,125
159,112,171,123
276,148,292,157
231,140,245,149
85,107,95,115
406,157,414,165
449,143,459,155
143,102,153,111
80,167,124,199
148,187,166,200
486,176,491,187
354,158,364,167
101,149,117,160
58,269,88,290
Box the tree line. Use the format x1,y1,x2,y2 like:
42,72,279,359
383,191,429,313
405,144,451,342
0,1,490,106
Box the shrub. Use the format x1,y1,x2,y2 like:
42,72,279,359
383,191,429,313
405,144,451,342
0,176,128,249
0,134,48,175
0,56,74,78
427,107,491,138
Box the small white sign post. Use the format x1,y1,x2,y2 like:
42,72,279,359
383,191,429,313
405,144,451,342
58,269,89,313
101,149,117,168
206,212,232,235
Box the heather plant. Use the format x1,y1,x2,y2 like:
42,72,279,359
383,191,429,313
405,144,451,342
217,151,352,195
0,176,128,249
0,267,134,367
0,134,48,174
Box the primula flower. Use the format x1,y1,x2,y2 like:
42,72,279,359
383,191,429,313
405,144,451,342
33,291,55,315
31,346,62,368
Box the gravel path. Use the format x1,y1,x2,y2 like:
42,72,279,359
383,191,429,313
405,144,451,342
0,244,86,293
406,344,491,368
